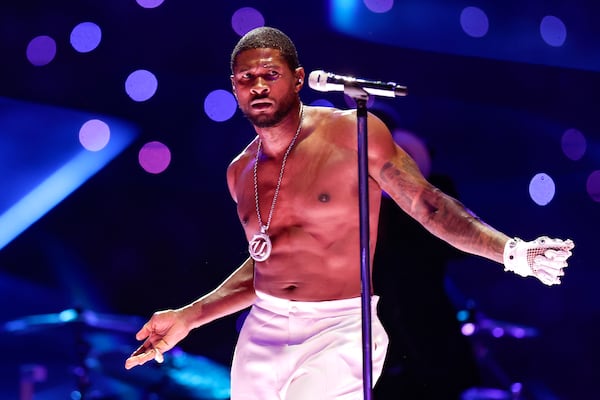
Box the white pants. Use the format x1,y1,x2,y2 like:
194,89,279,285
230,291,389,400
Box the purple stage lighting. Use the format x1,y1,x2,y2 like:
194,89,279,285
540,15,567,47
529,173,556,206
70,22,102,53
561,128,587,161
586,170,600,202
363,0,394,14
125,69,158,102
79,119,111,152
138,141,171,174
231,7,265,36
460,6,489,38
204,90,237,122
136,0,165,9
26,35,56,66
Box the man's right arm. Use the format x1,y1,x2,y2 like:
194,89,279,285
125,257,255,369
182,256,256,329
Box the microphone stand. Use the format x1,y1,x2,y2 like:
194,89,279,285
344,84,373,400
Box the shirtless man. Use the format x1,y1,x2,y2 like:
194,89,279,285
125,27,574,399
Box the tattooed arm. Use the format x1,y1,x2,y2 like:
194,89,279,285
366,113,509,264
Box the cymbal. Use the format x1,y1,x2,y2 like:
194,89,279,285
97,347,231,399
2,308,145,335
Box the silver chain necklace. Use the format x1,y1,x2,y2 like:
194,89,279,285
248,104,304,262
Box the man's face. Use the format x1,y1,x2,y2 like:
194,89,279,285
231,48,303,128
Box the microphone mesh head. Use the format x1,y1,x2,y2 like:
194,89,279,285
308,70,326,91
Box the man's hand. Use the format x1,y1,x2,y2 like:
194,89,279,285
124,309,190,370
503,236,574,286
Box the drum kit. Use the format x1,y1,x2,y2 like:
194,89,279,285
1,308,231,399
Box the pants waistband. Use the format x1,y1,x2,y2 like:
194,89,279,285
254,290,379,318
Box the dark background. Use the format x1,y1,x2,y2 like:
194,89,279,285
0,1,598,399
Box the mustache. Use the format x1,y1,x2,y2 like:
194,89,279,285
251,94,270,101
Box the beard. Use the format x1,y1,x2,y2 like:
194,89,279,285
242,94,297,128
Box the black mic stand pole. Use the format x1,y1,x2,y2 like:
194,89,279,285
345,85,373,400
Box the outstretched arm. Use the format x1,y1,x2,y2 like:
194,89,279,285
125,257,255,369
366,113,573,285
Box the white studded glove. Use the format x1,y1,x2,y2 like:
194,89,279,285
503,236,574,286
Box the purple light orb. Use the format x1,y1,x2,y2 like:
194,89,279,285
529,173,556,206
138,141,171,174
561,128,587,161
70,22,102,53
540,15,567,47
136,0,165,9
231,7,265,36
460,6,489,38
586,170,600,202
26,35,57,66
79,119,110,151
363,0,394,14
125,69,158,102
204,90,237,122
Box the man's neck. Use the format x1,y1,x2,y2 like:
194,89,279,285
255,103,304,157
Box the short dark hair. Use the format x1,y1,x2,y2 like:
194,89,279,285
230,26,300,73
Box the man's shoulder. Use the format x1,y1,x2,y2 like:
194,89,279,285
228,138,257,171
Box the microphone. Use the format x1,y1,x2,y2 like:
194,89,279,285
308,70,407,98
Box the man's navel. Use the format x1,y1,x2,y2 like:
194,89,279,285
318,193,330,203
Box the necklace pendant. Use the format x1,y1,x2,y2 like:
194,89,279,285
249,231,272,262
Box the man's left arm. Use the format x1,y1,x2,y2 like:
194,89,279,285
366,113,574,285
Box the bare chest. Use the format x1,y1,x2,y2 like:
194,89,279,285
235,145,359,235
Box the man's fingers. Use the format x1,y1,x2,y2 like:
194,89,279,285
154,348,164,363
125,337,170,369
135,323,154,341
125,347,155,370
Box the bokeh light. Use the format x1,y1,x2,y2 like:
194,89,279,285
540,15,567,47
26,35,56,66
125,69,158,102
310,99,335,107
392,129,431,177
204,90,237,122
586,170,600,202
363,0,394,14
460,6,489,38
492,327,505,338
529,173,556,206
231,7,265,36
70,22,102,53
461,323,476,336
136,0,165,9
561,128,587,161
79,119,110,151
138,141,171,174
